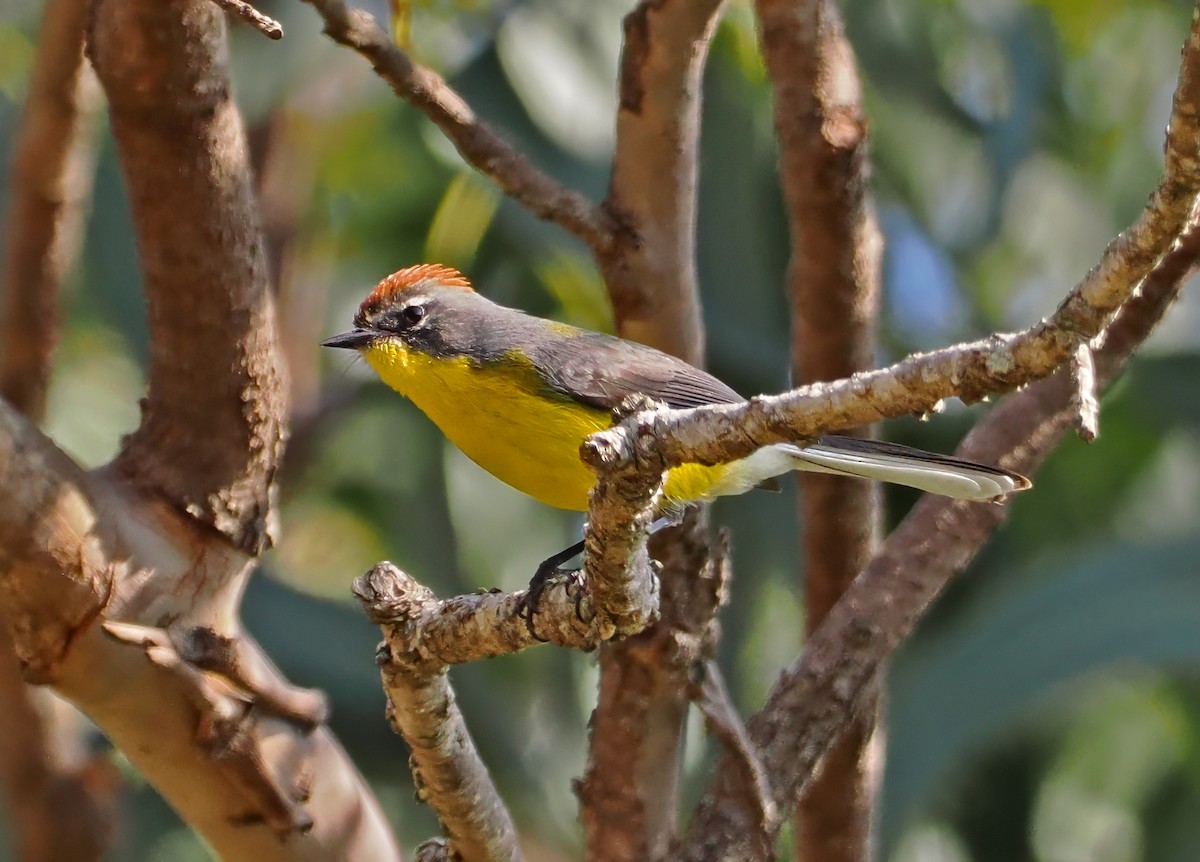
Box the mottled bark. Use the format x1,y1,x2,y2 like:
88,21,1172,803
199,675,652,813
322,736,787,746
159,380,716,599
357,564,522,862
0,0,405,857
581,3,728,857
676,158,1200,862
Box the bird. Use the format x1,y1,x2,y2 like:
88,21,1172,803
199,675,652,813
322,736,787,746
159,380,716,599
323,264,1030,619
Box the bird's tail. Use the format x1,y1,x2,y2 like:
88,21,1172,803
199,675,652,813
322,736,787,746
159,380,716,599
717,435,1031,502
784,435,1030,501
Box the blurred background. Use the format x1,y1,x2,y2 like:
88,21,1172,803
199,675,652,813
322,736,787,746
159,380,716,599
3,0,1200,858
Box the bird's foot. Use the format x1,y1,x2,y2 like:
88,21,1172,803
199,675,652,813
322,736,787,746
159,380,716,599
517,539,586,641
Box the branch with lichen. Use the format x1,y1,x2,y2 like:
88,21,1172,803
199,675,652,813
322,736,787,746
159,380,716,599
677,212,1200,859
355,563,524,861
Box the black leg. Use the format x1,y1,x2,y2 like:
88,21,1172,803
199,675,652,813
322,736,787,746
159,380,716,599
517,539,586,640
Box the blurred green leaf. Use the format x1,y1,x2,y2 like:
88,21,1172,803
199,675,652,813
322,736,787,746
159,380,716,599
883,535,1200,851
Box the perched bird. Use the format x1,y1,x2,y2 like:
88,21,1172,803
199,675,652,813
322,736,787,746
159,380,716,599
323,263,1030,514
324,264,1030,625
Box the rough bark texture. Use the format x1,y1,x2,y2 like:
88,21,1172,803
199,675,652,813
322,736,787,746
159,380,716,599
755,1,882,858
0,0,405,857
0,0,115,855
675,162,1200,862
580,3,727,858
90,0,287,555
357,564,522,862
578,513,728,861
589,1,1200,475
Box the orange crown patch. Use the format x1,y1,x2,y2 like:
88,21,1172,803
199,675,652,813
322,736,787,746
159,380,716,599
365,264,473,307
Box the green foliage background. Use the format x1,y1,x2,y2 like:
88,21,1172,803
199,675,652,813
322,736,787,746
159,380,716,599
2,0,1200,858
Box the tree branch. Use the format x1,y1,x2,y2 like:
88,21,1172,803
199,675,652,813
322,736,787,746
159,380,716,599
577,515,730,861
297,0,617,252
0,630,118,862
355,563,522,862
597,0,725,362
577,3,728,857
352,563,600,660
585,0,1200,474
754,0,882,857
0,1,416,856
89,0,286,555
210,0,284,40
675,157,1200,862
0,0,114,854
0,401,401,860
0,0,98,420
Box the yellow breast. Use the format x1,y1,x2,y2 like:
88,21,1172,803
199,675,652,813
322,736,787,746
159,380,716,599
362,340,731,511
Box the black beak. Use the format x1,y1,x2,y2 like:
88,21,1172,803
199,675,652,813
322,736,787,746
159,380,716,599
321,329,377,350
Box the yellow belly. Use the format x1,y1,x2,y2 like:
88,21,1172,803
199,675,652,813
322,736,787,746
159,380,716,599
363,341,730,511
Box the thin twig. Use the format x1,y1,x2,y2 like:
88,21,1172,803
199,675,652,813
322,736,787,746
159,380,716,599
355,563,524,862
299,0,617,252
210,0,283,39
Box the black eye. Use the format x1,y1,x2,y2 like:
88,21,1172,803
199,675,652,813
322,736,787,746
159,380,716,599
401,304,426,326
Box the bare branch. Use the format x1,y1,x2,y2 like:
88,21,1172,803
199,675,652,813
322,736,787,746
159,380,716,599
689,660,778,847
599,0,725,362
355,562,522,862
754,0,882,856
578,516,729,861
298,0,617,251
88,0,286,555
210,0,284,39
0,401,401,860
0,0,113,855
578,395,667,639
353,562,601,659
588,0,1200,475
576,3,727,855
0,0,98,420
0,633,118,862
676,181,1200,862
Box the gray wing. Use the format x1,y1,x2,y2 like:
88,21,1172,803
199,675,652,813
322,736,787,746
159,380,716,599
526,328,743,411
